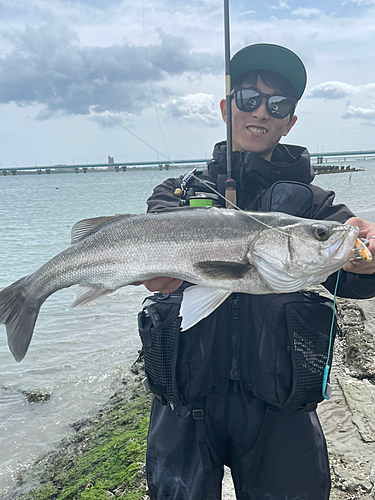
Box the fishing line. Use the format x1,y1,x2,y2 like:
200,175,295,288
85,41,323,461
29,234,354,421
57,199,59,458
137,7,335,240
2,16,361,245
1,14,304,238
1,17,172,162
322,269,341,400
142,0,170,161
184,172,340,242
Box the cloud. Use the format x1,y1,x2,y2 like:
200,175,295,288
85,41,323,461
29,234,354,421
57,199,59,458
309,81,359,99
343,105,375,120
271,0,291,10
309,81,375,99
238,10,256,17
0,24,222,119
160,93,221,126
291,8,321,17
343,0,375,5
88,108,131,128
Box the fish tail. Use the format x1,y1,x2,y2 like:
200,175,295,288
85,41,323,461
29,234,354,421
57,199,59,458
0,278,42,362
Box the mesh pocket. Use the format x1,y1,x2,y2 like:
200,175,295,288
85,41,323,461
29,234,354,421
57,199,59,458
286,307,333,407
237,292,336,410
143,318,181,405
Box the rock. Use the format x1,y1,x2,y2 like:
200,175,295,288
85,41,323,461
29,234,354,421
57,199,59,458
22,391,51,403
318,297,375,498
337,299,375,379
329,448,373,495
338,377,375,443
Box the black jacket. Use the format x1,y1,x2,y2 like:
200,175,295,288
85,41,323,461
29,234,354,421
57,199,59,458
145,142,375,403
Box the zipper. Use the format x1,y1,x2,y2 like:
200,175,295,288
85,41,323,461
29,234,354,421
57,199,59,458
258,295,278,360
229,294,239,380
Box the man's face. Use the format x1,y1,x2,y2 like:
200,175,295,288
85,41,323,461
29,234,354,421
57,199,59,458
220,76,297,161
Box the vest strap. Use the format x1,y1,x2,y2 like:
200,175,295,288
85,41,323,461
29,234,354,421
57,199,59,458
192,400,220,500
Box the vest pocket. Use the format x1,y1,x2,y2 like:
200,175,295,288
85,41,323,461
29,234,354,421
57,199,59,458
243,292,336,410
140,314,182,406
138,293,215,407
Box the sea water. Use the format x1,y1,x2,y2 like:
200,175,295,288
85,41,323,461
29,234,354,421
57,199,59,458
0,159,375,495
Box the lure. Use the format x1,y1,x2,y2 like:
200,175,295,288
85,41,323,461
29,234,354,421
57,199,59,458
353,238,373,262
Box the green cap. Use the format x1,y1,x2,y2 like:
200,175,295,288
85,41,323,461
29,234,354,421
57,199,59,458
230,43,307,100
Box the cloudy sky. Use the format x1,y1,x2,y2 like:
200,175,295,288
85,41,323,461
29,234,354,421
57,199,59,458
1,0,375,167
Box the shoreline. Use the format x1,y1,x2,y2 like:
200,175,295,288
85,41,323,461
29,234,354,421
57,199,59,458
1,362,151,500
2,295,375,500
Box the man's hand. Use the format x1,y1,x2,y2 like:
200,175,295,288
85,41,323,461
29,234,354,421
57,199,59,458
343,217,375,274
132,277,183,294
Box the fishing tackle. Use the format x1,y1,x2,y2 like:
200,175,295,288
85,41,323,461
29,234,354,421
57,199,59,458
352,238,373,262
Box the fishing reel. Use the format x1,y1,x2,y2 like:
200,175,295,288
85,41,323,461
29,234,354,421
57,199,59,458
174,168,222,208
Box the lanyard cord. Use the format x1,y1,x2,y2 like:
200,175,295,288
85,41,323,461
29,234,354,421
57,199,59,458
322,269,341,400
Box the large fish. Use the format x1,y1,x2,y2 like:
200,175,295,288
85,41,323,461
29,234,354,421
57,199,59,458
0,207,359,361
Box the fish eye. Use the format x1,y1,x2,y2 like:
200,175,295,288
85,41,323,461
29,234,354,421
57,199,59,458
313,225,330,241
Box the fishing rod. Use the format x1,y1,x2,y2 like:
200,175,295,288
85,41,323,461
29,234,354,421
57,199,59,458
223,0,237,208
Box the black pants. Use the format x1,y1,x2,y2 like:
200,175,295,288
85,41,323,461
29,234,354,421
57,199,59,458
146,389,330,500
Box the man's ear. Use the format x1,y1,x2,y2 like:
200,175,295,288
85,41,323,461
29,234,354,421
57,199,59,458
220,99,227,123
283,114,298,136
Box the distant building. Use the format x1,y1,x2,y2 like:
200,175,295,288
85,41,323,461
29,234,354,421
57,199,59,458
108,155,114,164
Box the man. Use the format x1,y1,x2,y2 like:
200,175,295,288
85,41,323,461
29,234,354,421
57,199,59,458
138,44,375,500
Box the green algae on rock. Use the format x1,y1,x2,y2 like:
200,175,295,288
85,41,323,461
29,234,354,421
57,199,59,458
11,376,151,500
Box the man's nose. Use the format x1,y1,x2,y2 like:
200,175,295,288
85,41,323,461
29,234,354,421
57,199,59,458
252,98,270,120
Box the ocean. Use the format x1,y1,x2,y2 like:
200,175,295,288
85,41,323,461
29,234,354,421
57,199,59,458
1,158,375,496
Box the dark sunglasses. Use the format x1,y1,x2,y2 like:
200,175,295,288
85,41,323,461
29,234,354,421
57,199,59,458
232,87,297,119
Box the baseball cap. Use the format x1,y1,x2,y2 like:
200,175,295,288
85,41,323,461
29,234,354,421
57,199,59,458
230,43,307,100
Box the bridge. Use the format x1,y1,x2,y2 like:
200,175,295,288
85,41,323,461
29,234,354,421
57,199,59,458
0,159,209,176
1,149,375,176
310,149,375,159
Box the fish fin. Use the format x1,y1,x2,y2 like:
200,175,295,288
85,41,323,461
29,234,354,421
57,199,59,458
70,285,114,308
253,256,308,293
0,278,42,362
193,261,252,280
71,214,135,244
180,286,231,331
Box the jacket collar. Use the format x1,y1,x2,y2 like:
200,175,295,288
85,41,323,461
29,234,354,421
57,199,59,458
208,141,315,188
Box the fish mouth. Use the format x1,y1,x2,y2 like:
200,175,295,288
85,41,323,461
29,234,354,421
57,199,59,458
323,226,359,263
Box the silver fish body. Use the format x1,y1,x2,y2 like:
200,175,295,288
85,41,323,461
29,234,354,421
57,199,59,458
0,207,359,361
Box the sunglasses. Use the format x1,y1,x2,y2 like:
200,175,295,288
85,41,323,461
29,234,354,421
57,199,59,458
232,87,297,119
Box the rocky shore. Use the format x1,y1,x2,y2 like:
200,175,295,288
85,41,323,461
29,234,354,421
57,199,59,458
3,295,375,500
1,362,151,500
317,297,375,499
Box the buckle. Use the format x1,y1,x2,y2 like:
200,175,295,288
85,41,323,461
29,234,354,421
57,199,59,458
192,409,203,420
